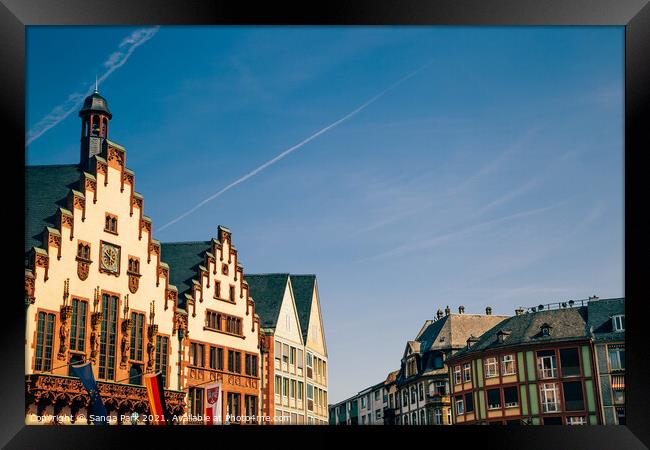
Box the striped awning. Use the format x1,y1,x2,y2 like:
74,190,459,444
612,375,625,390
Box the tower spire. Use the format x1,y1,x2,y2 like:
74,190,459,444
94,75,98,93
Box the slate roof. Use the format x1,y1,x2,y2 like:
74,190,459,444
450,306,591,361
25,164,83,255
290,274,316,343
587,297,625,342
245,274,290,330
160,241,211,308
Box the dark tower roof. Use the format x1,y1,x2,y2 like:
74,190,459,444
79,91,112,119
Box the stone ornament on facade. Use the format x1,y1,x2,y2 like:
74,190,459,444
146,301,158,373
120,294,132,370
89,287,102,364
57,279,72,361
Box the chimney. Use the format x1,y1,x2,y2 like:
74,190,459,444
515,307,524,316
485,306,492,315
436,308,443,320
445,305,451,316
458,305,465,314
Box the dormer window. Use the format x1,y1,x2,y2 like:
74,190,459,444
612,315,625,332
406,358,417,377
497,330,511,343
540,323,552,337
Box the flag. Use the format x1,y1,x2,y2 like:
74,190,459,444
70,362,108,426
204,382,223,425
144,371,170,425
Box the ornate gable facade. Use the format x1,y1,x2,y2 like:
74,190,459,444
25,90,184,424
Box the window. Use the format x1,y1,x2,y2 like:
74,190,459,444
403,389,408,406
76,242,91,260
612,315,625,332
536,350,557,379
297,381,304,400
420,409,425,425
463,363,472,382
411,386,416,404
206,311,221,330
297,348,304,371
567,416,587,425
616,406,626,425
562,381,585,411
560,348,581,377
543,417,562,425
244,354,258,376
274,376,282,399
433,353,443,369
228,350,241,373
155,335,169,386
447,409,452,425
419,383,424,401
229,285,235,302
34,311,55,372
435,380,448,395
227,393,241,419
129,312,145,361
612,375,625,404
465,393,474,413
190,342,205,367
434,409,442,425
376,409,381,420
127,257,140,274
98,294,118,380
487,389,501,410
283,378,290,397
540,383,560,413
407,358,417,377
504,386,518,407
375,390,381,401
454,365,462,384
307,352,313,378
289,346,296,367
484,357,498,378
129,363,143,385
69,299,87,352
290,379,296,399
215,281,221,298
608,345,625,371
455,397,464,415
411,412,417,425
189,387,204,416
244,395,258,422
501,354,516,375
104,213,118,233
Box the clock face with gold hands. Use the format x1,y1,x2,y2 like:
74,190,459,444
100,241,120,274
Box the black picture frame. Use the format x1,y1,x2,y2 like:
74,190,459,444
4,0,648,447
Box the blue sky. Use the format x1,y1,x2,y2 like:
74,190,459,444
27,26,624,403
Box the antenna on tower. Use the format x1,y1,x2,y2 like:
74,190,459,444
94,75,98,93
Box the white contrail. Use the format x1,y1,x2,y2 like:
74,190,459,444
156,61,433,233
26,27,160,145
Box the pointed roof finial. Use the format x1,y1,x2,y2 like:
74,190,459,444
94,75,98,93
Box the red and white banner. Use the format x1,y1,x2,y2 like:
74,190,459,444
204,382,222,425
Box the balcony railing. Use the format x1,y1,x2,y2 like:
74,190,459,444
25,373,186,416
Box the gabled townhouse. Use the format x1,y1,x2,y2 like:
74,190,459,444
587,297,625,424
447,300,609,425
25,89,185,424
394,306,507,425
243,274,303,424
161,227,262,424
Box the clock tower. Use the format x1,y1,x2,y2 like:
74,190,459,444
79,83,112,170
